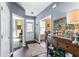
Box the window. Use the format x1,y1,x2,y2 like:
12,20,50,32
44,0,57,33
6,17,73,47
40,20,45,34
26,20,34,32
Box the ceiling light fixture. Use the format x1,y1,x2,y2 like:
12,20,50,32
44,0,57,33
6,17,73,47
31,12,34,14
52,4,56,9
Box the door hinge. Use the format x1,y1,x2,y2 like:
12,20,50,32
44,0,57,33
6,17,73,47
0,6,3,11
1,35,3,39
8,36,10,39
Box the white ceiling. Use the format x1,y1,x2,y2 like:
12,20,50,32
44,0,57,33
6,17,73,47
17,2,52,16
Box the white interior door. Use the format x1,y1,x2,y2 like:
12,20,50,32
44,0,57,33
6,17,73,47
1,3,10,57
26,20,34,41
0,3,1,57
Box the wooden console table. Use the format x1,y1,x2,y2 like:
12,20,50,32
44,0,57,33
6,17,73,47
52,36,79,57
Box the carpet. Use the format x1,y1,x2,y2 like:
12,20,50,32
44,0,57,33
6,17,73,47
28,43,47,57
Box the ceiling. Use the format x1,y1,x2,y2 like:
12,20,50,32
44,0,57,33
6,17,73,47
17,2,52,16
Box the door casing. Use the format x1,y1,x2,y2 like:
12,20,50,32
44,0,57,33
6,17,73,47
39,15,52,42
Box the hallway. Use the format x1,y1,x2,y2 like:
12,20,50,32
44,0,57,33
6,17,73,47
1,2,79,57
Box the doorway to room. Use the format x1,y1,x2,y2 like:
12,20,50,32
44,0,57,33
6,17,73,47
26,19,34,41
12,13,24,51
39,15,52,48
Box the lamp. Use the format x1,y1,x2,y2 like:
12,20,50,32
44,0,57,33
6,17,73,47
67,9,79,44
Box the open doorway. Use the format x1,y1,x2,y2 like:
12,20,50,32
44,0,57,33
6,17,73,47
12,13,23,51
40,15,52,48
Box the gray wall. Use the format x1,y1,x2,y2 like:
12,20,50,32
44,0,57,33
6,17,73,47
9,2,25,17
36,2,67,21
35,3,52,42
35,2,79,41
35,2,66,41
9,2,25,53
26,16,35,20
35,3,54,42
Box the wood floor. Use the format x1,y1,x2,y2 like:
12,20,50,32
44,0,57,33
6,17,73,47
13,41,49,57
13,46,32,57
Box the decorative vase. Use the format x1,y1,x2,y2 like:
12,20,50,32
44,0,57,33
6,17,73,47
72,29,78,44
72,38,78,44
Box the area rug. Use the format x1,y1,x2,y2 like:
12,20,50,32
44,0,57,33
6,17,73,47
28,43,47,57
